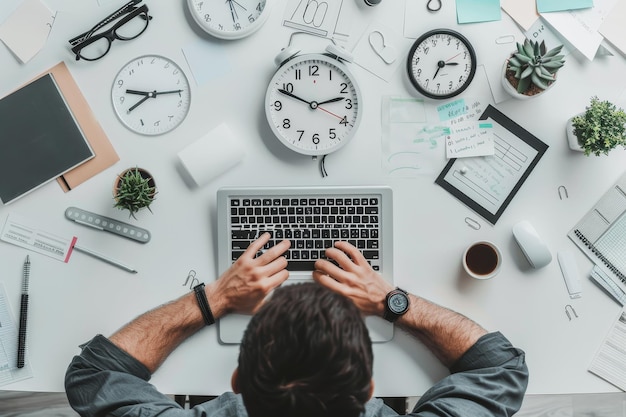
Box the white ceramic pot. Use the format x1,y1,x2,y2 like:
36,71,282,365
565,114,585,152
501,60,556,100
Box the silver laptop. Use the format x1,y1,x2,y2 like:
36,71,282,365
216,185,394,344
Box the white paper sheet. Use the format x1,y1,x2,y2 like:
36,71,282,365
588,308,626,391
0,0,55,63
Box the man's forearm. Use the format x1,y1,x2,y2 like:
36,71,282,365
109,290,208,374
397,295,488,368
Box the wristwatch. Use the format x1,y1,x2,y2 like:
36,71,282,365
383,287,410,322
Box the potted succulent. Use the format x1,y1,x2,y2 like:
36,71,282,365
113,167,157,219
567,97,626,155
502,39,565,99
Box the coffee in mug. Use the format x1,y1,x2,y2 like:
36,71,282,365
462,241,501,279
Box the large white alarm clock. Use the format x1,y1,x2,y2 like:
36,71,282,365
265,45,362,156
187,0,272,40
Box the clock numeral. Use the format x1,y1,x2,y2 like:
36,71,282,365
273,100,282,111
117,80,124,88
119,96,125,103
168,115,174,121
309,65,319,77
154,120,160,127
448,81,453,90
282,82,294,93
345,99,352,110
312,133,320,144
329,128,336,140
297,130,304,141
204,13,211,22
256,2,263,12
283,119,291,129
423,46,430,55
339,116,349,126
416,68,422,77
234,22,242,30
340,82,348,94
295,69,301,80
247,14,255,23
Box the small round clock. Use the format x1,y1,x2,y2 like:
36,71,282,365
111,55,191,136
265,45,362,156
407,29,477,100
187,0,272,40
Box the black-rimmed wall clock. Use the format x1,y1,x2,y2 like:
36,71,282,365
407,29,476,100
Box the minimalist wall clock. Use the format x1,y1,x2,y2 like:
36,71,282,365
265,44,362,156
187,0,272,40
407,29,476,100
111,55,191,136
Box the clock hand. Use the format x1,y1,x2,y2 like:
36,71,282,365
231,0,247,12
226,0,237,22
433,60,445,79
128,95,150,113
126,89,151,96
317,96,345,106
278,89,312,106
153,89,183,96
318,106,349,123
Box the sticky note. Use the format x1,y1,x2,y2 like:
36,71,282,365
0,0,55,63
456,0,501,24
445,121,494,158
537,0,593,13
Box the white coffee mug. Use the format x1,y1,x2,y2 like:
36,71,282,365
462,241,502,280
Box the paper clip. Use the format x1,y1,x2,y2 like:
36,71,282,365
565,304,578,321
426,0,441,12
465,217,481,230
558,186,568,200
495,35,516,45
183,270,199,289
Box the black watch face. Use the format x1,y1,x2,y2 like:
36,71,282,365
388,293,409,314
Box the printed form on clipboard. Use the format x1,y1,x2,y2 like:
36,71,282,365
568,171,626,293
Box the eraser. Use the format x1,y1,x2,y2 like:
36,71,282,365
177,123,245,187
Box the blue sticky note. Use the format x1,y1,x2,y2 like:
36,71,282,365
537,0,593,13
437,99,466,122
456,0,501,24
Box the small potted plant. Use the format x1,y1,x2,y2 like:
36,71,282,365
502,39,565,99
113,167,157,219
567,96,626,155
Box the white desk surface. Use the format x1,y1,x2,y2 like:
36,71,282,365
1,0,626,397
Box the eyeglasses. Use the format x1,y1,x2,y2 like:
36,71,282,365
68,0,152,61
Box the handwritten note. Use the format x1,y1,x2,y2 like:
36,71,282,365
283,0,346,39
445,121,494,158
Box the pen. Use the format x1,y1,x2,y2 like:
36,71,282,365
72,244,138,274
17,255,30,369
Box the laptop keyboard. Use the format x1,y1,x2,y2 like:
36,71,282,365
229,194,382,272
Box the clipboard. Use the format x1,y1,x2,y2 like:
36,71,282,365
435,105,548,224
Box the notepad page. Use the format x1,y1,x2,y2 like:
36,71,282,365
594,212,626,276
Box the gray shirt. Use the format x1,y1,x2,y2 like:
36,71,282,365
65,331,528,417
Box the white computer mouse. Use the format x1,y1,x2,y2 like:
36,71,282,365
512,220,552,269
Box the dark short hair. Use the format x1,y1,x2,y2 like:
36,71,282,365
237,282,373,417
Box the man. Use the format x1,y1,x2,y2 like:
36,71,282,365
65,233,528,416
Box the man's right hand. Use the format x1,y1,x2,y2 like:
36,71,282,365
313,241,394,317
208,232,291,318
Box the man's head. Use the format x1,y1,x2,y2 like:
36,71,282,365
235,282,373,417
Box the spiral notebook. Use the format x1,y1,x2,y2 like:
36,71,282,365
568,171,626,289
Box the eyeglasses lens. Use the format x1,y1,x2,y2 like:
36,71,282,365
115,11,150,40
76,10,149,61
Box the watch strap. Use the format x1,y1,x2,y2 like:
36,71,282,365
193,283,216,326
